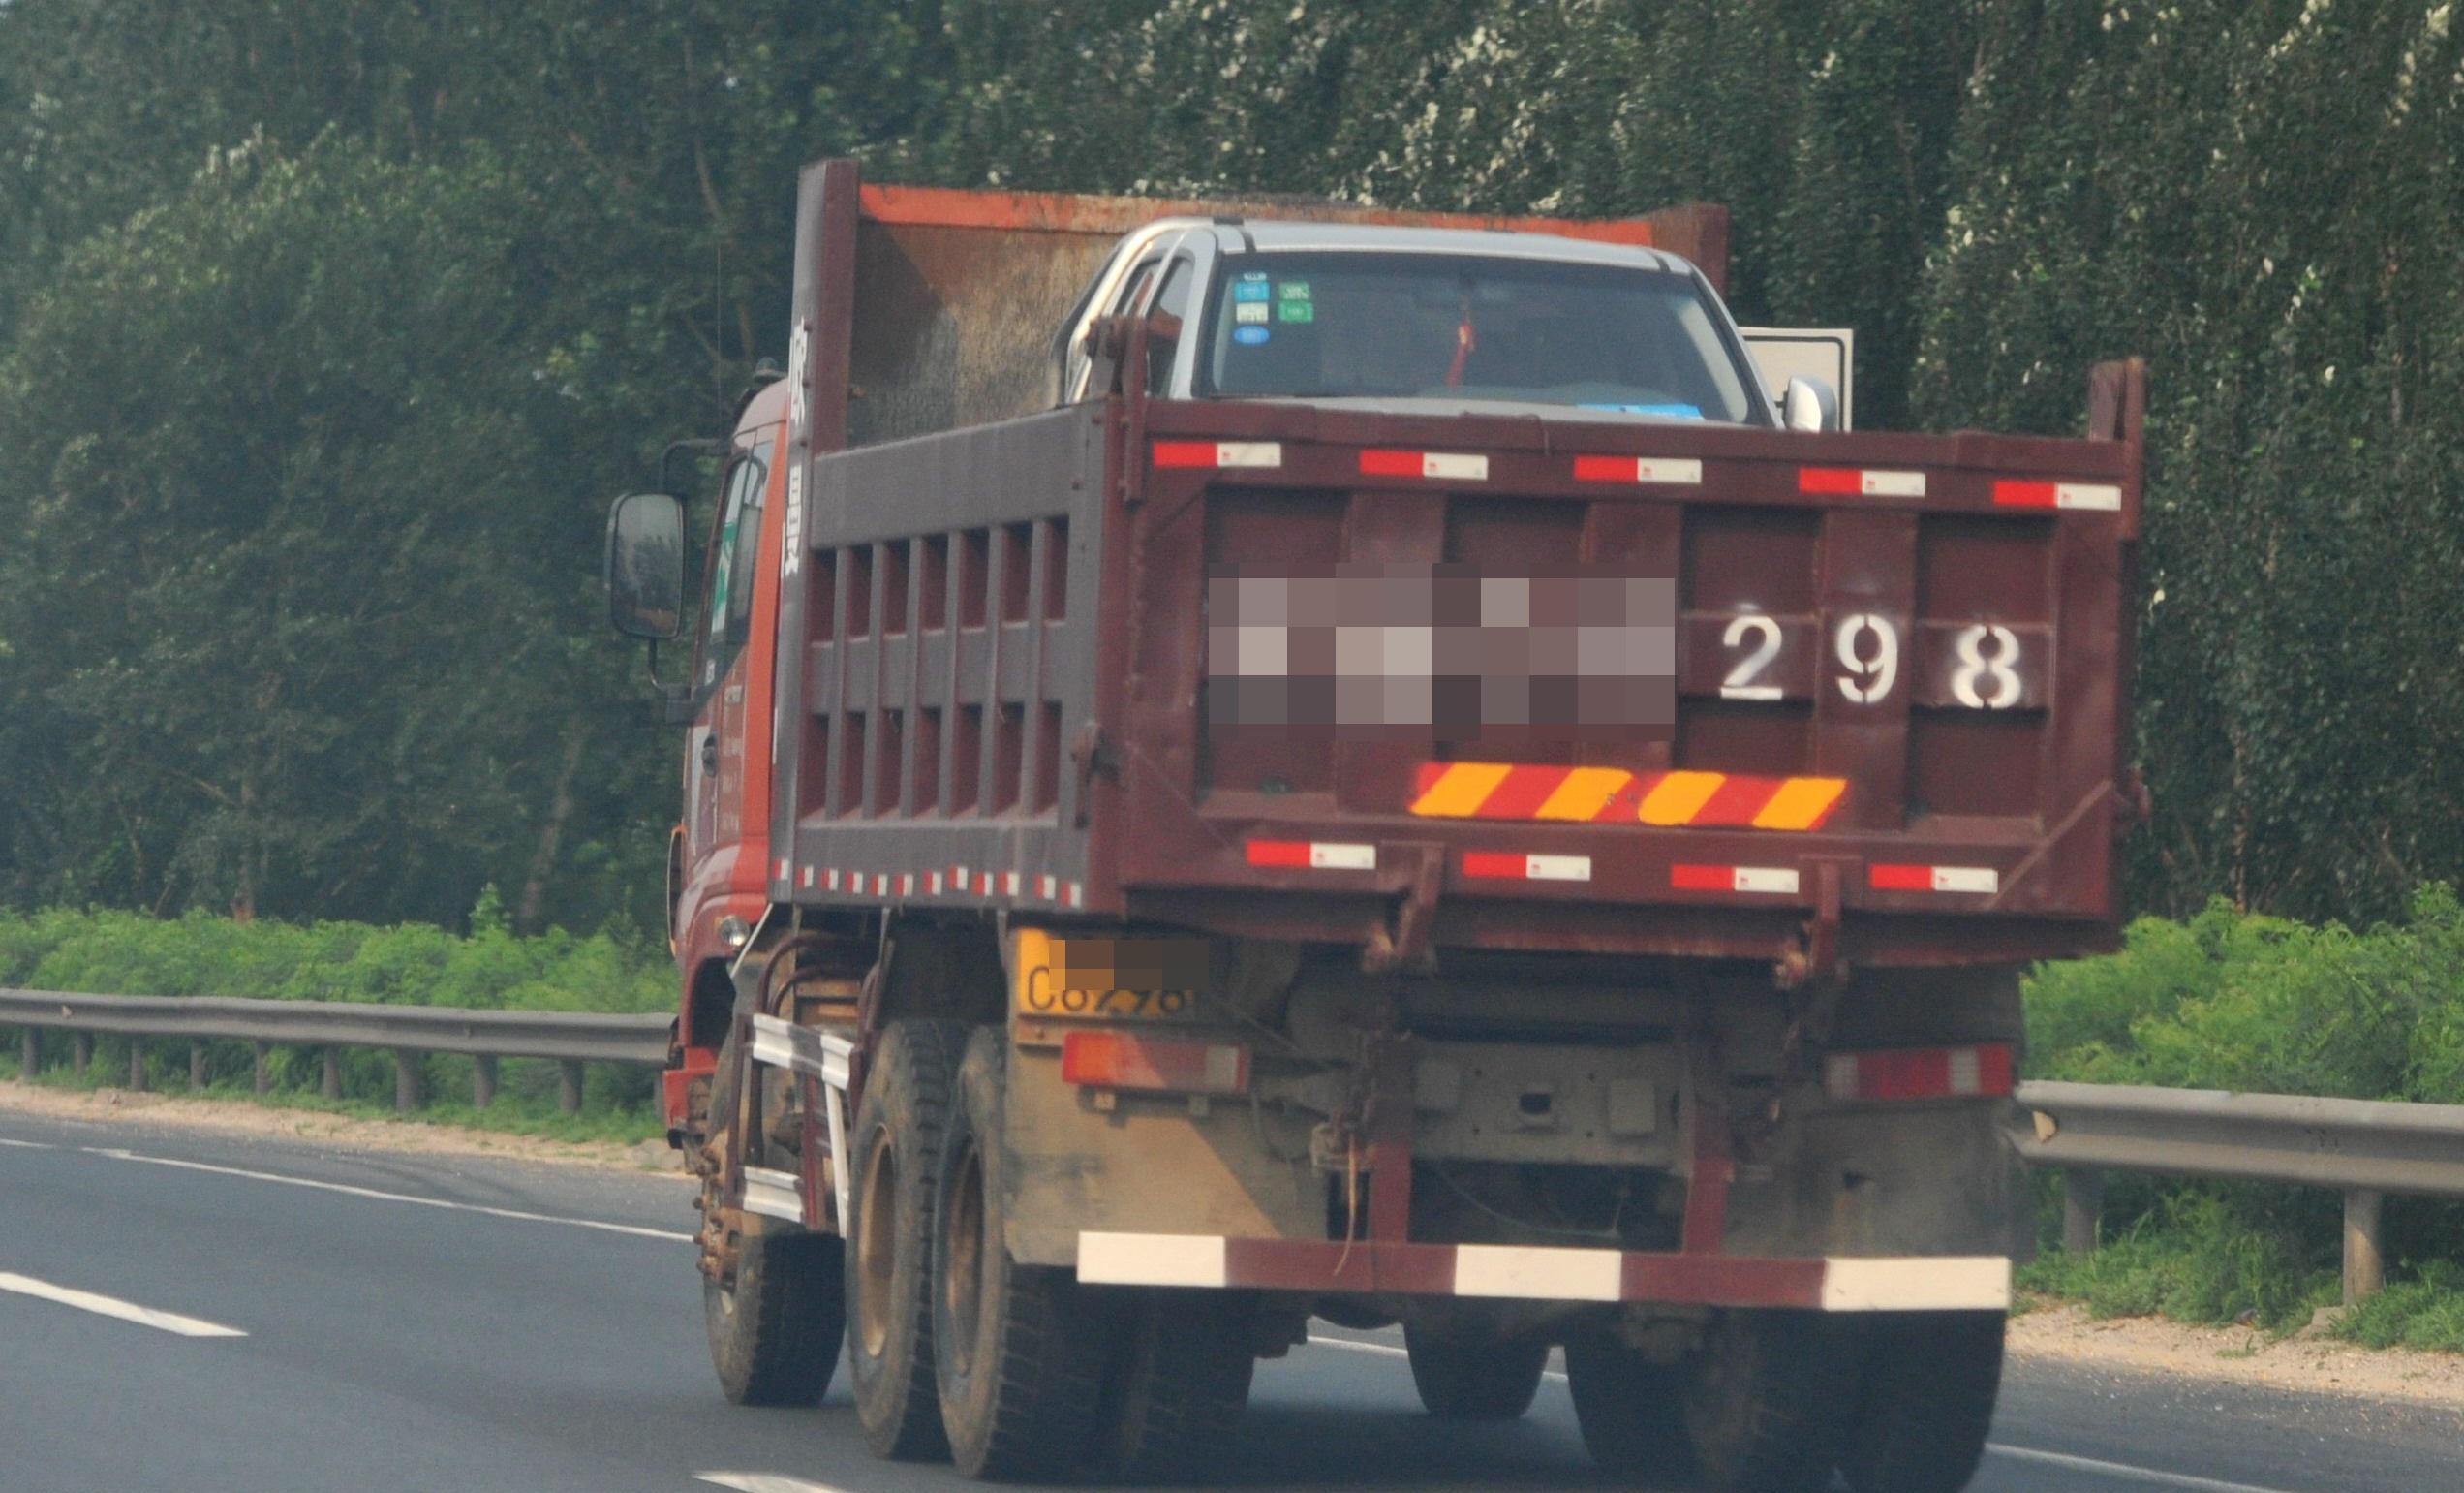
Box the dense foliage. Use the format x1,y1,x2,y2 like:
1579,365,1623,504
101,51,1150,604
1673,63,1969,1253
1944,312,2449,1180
2024,892,2464,1343
4,1,2462,931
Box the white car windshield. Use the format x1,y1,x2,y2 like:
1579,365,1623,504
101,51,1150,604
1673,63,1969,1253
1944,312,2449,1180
1196,250,1763,423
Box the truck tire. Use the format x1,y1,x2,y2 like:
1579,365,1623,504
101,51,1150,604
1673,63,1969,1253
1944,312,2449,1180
1100,1288,1257,1481
1404,1321,1548,1420
845,1018,966,1461
705,1231,846,1406
1565,1334,1694,1486
932,1027,1119,1480
1679,1310,1850,1493
1838,1311,2004,1493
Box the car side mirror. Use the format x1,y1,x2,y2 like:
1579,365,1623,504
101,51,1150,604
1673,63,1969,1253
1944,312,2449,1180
1782,375,1841,434
605,491,687,640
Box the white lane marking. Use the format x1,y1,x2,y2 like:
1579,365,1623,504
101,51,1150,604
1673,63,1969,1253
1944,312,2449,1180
82,1148,693,1243
1308,1331,1565,1382
0,1271,246,1338
694,1475,854,1493
1987,1445,2306,1493
0,1137,55,1149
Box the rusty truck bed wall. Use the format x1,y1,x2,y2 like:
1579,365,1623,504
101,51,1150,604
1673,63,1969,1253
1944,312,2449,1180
764,159,2136,971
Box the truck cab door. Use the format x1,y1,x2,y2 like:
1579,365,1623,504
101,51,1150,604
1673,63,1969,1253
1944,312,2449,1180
684,451,768,877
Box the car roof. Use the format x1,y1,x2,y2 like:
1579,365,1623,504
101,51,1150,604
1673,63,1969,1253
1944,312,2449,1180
1133,216,1703,277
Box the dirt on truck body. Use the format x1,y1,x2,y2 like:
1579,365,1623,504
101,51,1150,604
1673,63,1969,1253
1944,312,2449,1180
603,157,2143,1492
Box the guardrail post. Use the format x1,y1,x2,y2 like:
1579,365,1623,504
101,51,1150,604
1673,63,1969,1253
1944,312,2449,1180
128,1038,147,1092
253,1042,271,1097
2344,1189,2386,1305
2062,1166,2105,1255
322,1046,342,1102
473,1054,498,1109
558,1060,584,1114
393,1048,424,1113
189,1041,207,1091
73,1032,91,1078
19,1027,36,1078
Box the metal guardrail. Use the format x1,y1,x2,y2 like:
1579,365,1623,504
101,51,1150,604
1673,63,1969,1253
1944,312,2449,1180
0,987,670,1114
1,989,2451,1302
2010,1079,2464,1305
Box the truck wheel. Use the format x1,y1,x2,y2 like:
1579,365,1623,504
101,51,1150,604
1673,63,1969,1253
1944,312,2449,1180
1680,1310,1850,1493
1404,1321,1548,1419
1565,1334,1694,1486
845,1018,966,1461
705,1231,846,1406
1101,1288,1257,1481
1839,1311,2004,1493
932,1027,1118,1480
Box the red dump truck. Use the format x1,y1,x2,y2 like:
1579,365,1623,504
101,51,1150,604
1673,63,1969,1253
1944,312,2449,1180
603,157,2143,1493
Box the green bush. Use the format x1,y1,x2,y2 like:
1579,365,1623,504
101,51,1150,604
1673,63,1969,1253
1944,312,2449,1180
2024,889,2464,1343
0,894,674,1142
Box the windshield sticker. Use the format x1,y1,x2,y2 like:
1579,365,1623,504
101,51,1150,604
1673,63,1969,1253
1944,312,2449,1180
1277,300,1315,325
1236,302,1270,325
1581,402,1706,420
1233,326,1272,346
1277,281,1312,302
1232,280,1271,303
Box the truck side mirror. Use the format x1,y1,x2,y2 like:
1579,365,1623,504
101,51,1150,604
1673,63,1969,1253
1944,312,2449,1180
1781,375,1841,434
605,491,687,640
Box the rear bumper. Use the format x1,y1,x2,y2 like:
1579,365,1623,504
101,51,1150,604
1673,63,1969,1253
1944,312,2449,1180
1076,1231,2010,1313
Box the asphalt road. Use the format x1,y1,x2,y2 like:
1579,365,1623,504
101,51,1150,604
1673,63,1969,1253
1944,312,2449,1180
1,1104,2455,1493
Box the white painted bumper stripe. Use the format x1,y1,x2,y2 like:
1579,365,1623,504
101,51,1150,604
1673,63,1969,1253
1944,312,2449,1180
1820,1255,2010,1311
1453,1244,1624,1301
1077,1231,1227,1288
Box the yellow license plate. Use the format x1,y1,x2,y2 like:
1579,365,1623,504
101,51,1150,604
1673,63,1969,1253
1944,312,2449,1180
1011,929,1207,1021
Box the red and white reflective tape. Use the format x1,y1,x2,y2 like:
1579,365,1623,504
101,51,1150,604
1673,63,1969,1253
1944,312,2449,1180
1825,1044,2016,1103
1075,1231,2010,1312
1800,467,1925,498
1572,455,1704,485
926,871,944,895
1868,864,1999,894
799,866,816,889
1247,840,1377,871
1671,864,1801,895
1993,480,2122,512
1462,852,1592,883
1361,450,1490,482
1002,871,1023,896
774,858,791,882
1153,440,1283,470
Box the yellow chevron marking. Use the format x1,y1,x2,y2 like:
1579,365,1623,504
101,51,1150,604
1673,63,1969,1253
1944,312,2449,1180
1534,767,1635,821
1752,777,1848,830
1638,771,1728,825
1408,762,1515,818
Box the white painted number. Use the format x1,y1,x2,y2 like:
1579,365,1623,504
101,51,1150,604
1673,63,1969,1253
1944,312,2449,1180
1720,614,1784,700
1833,614,1899,703
1952,624,2023,709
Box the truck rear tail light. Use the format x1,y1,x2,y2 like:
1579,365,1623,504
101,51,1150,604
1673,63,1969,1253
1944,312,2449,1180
1153,440,1282,469
1824,1044,2015,1103
1061,1031,1250,1095
1246,839,1376,871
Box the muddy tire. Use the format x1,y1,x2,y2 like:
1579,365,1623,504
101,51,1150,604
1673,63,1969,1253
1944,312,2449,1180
1566,1334,1694,1487
845,1018,966,1461
932,1027,1120,1480
705,1231,846,1406
1100,1288,1257,1481
1680,1310,1851,1493
1404,1321,1548,1420
1838,1311,2004,1493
